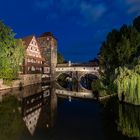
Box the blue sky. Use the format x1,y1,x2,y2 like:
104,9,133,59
0,0,140,62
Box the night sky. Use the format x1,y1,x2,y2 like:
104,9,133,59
0,0,140,62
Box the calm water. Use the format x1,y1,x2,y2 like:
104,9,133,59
0,83,140,140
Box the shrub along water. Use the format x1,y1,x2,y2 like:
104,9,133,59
115,66,140,105
99,15,140,105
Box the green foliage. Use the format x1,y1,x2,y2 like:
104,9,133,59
0,96,24,140
99,25,140,73
133,15,140,32
114,66,140,105
57,52,65,64
98,17,140,105
0,21,25,82
91,79,108,96
117,104,140,139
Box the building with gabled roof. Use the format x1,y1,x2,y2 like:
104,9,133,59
22,35,45,74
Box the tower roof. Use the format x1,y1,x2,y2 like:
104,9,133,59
40,32,53,37
40,32,57,40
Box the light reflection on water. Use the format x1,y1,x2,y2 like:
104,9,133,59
0,83,139,140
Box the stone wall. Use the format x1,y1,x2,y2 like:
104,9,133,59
19,74,42,86
0,74,42,91
0,79,3,88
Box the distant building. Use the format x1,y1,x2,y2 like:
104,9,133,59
22,35,45,74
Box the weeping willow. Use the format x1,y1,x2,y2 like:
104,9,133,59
114,65,140,105
117,104,140,139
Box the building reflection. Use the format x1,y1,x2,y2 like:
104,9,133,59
19,83,57,135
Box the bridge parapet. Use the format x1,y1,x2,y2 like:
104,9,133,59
56,66,99,72
57,63,98,67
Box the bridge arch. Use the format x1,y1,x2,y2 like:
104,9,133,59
79,73,98,90
55,64,100,92
55,72,73,80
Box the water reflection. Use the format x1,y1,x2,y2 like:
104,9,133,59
21,90,49,135
21,83,57,135
0,83,140,140
0,96,24,140
0,83,57,139
117,103,140,139
102,97,140,140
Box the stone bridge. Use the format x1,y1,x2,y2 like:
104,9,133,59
56,63,99,78
55,63,100,92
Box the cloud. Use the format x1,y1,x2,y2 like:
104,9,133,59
59,0,80,11
34,0,107,26
34,0,54,9
80,2,107,22
126,0,140,5
124,0,140,15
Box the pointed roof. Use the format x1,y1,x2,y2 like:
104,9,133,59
22,35,45,61
22,35,34,48
23,108,41,135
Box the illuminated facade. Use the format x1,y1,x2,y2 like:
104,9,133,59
22,35,45,74
37,32,57,79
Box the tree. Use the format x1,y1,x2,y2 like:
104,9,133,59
0,21,25,82
133,15,140,32
99,25,140,91
57,52,65,64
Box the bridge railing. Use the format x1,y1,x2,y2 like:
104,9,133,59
57,63,99,67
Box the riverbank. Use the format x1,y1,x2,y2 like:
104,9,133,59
0,74,44,91
99,93,118,101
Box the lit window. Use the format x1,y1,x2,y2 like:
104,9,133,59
31,66,35,71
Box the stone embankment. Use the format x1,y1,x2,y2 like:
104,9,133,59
0,74,42,91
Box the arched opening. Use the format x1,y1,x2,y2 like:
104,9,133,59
57,73,71,89
80,74,98,90
56,73,77,91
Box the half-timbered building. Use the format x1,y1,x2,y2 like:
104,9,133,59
22,35,45,74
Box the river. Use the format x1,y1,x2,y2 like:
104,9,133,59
0,83,139,140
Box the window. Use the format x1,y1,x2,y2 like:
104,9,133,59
28,59,30,62
28,67,30,71
31,66,35,71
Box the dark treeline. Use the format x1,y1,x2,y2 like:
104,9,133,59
98,15,140,105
